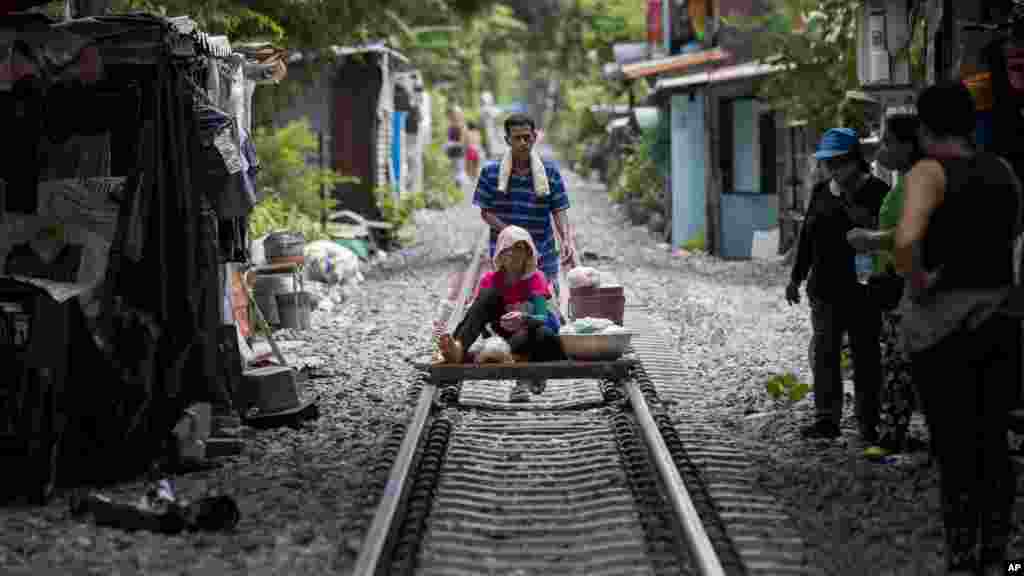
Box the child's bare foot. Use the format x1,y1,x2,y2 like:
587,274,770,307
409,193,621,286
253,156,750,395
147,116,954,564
437,334,465,364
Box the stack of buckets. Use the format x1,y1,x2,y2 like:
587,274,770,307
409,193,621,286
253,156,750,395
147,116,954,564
256,232,312,330
253,274,311,330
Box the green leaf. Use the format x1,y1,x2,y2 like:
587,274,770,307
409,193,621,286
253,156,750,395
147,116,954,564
788,382,811,403
781,373,798,390
766,377,785,399
592,15,626,35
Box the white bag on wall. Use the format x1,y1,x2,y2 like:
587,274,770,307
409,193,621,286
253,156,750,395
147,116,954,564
751,228,780,260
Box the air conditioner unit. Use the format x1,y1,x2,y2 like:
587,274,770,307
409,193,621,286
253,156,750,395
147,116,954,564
857,0,912,90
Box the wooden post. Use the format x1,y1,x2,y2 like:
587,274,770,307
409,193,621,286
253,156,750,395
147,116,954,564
704,89,719,256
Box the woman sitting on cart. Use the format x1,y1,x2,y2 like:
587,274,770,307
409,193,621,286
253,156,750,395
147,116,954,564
438,226,566,397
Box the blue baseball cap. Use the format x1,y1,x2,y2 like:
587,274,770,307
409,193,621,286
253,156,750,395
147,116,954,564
813,128,859,160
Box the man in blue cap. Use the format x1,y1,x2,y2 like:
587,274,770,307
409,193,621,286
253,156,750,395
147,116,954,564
787,127,890,440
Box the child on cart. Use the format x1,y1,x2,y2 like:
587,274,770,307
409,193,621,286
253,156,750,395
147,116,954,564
437,226,566,401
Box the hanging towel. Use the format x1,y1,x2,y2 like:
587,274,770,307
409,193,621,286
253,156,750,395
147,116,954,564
497,149,550,197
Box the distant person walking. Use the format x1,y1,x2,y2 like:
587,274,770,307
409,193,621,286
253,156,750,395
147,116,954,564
787,128,889,441
465,120,483,182
894,81,1022,575
445,105,467,189
480,91,506,159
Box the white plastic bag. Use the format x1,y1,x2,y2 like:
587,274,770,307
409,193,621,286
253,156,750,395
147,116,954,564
564,316,614,334
304,240,360,286
567,266,601,289
250,234,268,266
474,325,512,363
751,228,780,260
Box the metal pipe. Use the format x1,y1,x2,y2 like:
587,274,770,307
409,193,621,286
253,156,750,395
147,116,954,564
627,380,726,576
351,383,436,576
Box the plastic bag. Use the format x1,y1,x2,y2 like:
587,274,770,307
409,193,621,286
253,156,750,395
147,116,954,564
249,234,268,266
474,324,512,363
561,317,614,335
567,266,601,289
304,240,360,286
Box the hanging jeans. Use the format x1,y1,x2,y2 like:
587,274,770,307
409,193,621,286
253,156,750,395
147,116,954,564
809,283,882,437
911,313,1017,572
453,287,565,363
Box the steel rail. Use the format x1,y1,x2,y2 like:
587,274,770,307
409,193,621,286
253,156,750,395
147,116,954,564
351,383,436,576
353,225,728,576
353,229,488,575
627,379,726,576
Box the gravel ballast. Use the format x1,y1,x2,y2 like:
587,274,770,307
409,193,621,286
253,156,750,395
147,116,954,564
1,159,1020,575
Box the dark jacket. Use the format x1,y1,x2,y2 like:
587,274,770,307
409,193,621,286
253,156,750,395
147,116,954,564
791,176,890,302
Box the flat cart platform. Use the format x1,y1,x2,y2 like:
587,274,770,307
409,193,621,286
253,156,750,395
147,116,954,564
416,357,638,385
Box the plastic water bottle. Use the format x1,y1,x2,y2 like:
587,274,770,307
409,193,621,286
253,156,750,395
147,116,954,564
855,255,873,284
436,300,455,327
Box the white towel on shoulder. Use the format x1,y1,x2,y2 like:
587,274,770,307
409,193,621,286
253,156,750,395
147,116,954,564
497,149,550,197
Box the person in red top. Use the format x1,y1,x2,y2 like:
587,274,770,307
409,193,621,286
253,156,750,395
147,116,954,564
438,225,565,400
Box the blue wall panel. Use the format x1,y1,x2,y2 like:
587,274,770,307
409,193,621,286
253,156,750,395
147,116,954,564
670,93,706,248
720,192,777,259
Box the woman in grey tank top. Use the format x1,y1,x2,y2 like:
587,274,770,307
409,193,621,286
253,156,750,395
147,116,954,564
894,81,1022,575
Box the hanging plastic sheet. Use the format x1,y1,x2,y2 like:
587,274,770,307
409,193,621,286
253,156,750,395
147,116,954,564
36,177,124,241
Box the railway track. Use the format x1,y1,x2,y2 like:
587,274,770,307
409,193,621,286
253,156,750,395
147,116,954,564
352,231,807,576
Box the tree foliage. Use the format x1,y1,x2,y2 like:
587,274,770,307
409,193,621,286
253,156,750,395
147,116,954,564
404,3,528,105
247,119,350,239
537,0,647,139
109,0,499,50
727,0,864,135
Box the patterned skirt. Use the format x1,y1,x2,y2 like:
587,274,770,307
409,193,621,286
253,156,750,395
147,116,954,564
877,308,916,449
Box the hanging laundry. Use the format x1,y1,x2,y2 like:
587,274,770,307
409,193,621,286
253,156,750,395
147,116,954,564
194,105,257,219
